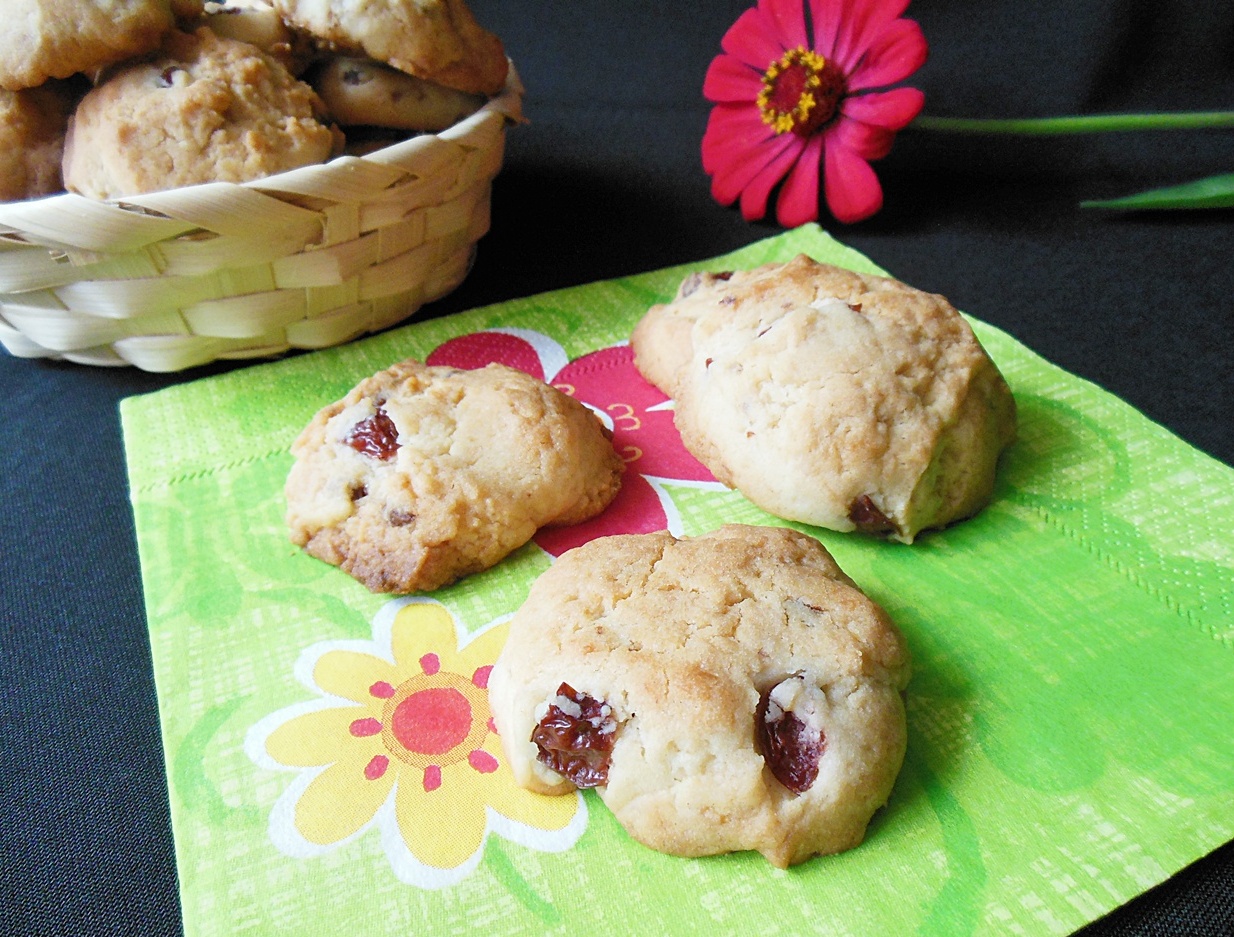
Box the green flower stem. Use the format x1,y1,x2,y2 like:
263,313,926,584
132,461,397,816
912,111,1234,135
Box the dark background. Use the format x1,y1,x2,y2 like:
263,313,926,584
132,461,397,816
1,1,1231,934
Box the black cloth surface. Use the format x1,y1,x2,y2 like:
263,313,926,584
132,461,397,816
1,1,1231,934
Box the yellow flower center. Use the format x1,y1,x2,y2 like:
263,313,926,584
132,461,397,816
758,47,844,136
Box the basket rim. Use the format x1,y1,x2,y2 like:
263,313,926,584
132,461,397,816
0,60,524,238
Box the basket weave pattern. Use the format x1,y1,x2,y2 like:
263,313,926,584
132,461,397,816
0,67,522,372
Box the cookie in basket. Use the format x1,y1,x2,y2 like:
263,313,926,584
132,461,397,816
0,82,78,200
488,524,911,868
309,55,485,131
285,359,625,594
272,0,508,96
0,0,204,91
197,0,314,73
62,27,340,200
631,255,1017,543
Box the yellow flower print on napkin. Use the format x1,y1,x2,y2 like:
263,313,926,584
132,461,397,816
246,598,586,888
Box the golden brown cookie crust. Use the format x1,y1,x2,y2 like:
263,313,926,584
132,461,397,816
0,0,200,91
631,255,1017,542
62,28,338,199
488,524,910,868
271,0,508,96
285,359,625,594
309,55,484,130
0,84,75,200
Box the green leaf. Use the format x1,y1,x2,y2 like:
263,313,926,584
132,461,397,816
1080,173,1234,211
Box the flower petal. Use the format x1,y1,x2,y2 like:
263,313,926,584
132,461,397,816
740,136,809,221
823,128,884,223
707,123,797,206
265,705,381,768
702,103,780,178
845,18,928,91
472,736,580,832
390,601,464,673
774,133,825,228
758,0,809,50
829,0,914,70
555,345,714,482
721,7,786,71
295,758,394,846
841,87,925,131
810,0,844,58
395,765,488,869
535,472,668,557
703,54,764,104
312,650,399,704
832,113,898,159
425,331,546,380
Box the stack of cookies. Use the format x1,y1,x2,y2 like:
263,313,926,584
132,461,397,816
0,0,510,202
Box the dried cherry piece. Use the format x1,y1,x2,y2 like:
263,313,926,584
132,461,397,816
757,682,826,795
531,682,616,789
345,406,399,460
849,494,896,535
157,66,185,88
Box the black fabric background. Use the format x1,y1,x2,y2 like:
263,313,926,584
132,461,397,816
1,1,1231,934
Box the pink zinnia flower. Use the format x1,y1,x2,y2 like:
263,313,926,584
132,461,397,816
702,0,927,225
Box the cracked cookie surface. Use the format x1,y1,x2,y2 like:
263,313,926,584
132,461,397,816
631,254,1017,542
285,359,624,593
488,524,910,867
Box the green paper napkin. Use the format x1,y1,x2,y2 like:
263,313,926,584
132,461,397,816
122,225,1234,937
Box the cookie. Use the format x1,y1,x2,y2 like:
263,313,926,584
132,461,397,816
488,524,911,868
631,255,1017,543
285,359,625,594
309,55,484,131
0,0,204,91
198,0,315,73
271,0,508,96
0,83,77,200
62,28,339,199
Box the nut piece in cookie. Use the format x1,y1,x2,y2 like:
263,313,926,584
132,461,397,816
489,524,911,868
0,0,203,91
62,28,339,199
630,255,1017,542
271,0,508,96
285,359,625,594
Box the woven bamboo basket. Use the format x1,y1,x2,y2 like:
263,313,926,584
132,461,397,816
0,65,522,372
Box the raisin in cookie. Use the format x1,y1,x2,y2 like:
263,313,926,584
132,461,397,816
309,56,484,131
285,359,625,594
631,255,1017,543
271,0,507,96
62,28,338,199
0,0,203,91
488,524,910,868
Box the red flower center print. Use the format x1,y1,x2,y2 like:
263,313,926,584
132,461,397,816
426,329,719,555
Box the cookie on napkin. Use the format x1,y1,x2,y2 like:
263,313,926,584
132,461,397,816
631,255,1017,542
488,524,911,868
285,359,625,594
